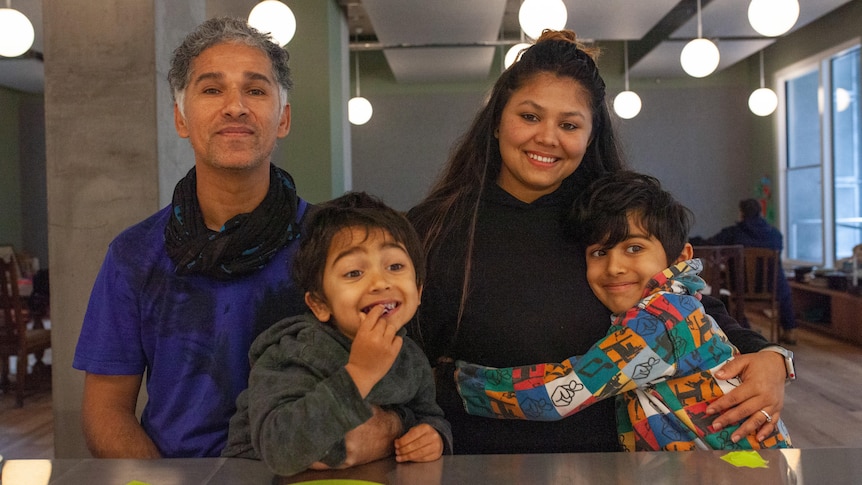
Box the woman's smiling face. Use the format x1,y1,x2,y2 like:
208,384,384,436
495,72,594,203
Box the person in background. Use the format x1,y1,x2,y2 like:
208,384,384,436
456,172,792,451
407,29,792,455
706,198,797,345
222,192,451,476
73,17,401,459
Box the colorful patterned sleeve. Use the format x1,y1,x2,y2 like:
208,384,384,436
455,264,736,422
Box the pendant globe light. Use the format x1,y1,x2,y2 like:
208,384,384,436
0,1,34,58
348,48,372,126
505,20,533,69
504,42,532,68
518,0,567,40
613,41,642,119
748,0,799,37
248,0,296,46
749,51,778,116
680,0,720,78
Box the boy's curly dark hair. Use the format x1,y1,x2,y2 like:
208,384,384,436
293,192,425,301
569,171,693,264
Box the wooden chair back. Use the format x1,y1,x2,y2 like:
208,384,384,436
742,247,781,341
0,257,51,407
693,245,746,324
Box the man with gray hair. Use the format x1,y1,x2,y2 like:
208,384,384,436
73,17,402,461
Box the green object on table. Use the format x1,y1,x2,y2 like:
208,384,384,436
291,480,384,485
125,481,152,485
720,450,769,468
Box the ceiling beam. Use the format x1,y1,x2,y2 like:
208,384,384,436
628,0,715,68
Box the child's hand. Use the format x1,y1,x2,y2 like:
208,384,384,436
345,304,403,397
394,424,443,463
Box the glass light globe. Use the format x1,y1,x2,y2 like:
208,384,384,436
349,96,373,125
518,0,568,40
504,43,532,68
248,1,296,46
748,87,778,116
680,38,720,78
614,91,642,119
0,8,35,57
748,0,800,37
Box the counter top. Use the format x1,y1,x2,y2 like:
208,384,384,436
10,447,860,484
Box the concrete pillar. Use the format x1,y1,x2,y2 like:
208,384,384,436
44,0,205,458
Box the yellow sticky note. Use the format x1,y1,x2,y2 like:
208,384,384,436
125,481,152,485
720,450,769,468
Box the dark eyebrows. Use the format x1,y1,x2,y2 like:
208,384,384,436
191,71,223,86
246,71,274,85
330,245,364,267
625,231,652,240
516,99,586,120
330,240,409,267
190,70,275,87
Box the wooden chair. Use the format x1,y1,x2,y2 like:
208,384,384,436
742,247,782,342
693,245,746,324
0,257,51,407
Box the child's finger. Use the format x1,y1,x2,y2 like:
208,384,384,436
396,438,441,463
395,425,442,462
358,304,386,332
395,425,423,447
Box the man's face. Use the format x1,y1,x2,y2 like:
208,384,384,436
174,42,290,172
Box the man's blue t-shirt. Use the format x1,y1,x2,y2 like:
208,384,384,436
73,202,308,457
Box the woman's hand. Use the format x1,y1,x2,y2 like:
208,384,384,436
706,351,786,442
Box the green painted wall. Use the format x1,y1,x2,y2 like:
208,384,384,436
271,0,348,203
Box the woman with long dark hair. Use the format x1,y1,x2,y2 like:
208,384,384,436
408,30,790,454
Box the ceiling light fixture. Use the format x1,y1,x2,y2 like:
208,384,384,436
518,0,567,40
680,0,720,78
504,42,532,69
748,50,778,116
614,41,642,119
505,17,533,69
248,0,296,46
0,1,34,58
348,35,372,126
748,0,800,37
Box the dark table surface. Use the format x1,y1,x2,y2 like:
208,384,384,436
5,447,857,484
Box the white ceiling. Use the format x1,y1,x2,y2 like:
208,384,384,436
348,0,855,82
361,0,508,83
0,0,855,93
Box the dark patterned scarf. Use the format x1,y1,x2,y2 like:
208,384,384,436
164,164,301,280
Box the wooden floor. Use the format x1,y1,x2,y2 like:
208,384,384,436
762,316,862,449
0,389,53,459
1,311,861,458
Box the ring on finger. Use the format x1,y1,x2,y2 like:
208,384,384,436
759,409,773,423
